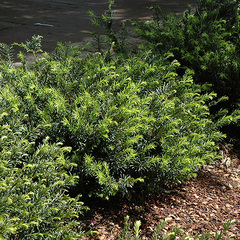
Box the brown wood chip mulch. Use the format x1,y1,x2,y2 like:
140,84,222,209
80,145,240,239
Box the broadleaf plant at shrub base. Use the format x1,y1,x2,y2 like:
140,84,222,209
0,37,237,201
119,216,237,240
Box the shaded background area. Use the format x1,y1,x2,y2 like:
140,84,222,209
0,0,197,53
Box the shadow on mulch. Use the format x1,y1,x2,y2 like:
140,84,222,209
79,151,240,239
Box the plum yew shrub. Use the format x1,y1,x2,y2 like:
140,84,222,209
0,40,234,199
0,74,86,238
134,0,240,112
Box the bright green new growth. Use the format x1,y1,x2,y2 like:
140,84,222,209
0,34,235,200
0,77,87,238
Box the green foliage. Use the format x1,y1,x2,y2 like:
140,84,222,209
134,0,240,111
13,35,43,55
0,43,14,64
120,217,237,240
0,79,87,238
0,38,233,199
120,215,141,240
88,0,128,54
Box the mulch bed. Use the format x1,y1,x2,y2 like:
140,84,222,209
80,145,240,239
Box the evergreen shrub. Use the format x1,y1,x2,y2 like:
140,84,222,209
134,0,240,112
0,37,236,199
0,64,86,238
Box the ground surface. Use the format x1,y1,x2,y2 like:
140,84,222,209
0,0,197,53
80,146,240,239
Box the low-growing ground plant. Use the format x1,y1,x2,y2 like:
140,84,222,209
120,216,237,240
